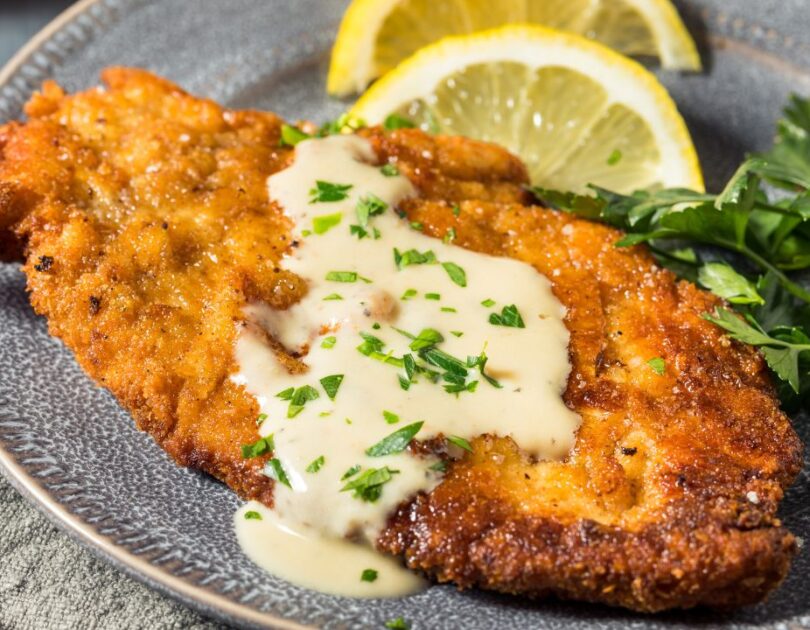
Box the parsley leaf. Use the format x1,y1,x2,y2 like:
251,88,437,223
244,510,262,520
241,435,274,459
341,464,361,480
356,194,387,227
263,458,292,488
394,248,437,269
361,568,378,582
280,124,310,147
447,435,473,452
489,304,526,328
287,385,320,418
441,261,467,287
704,307,810,393
326,271,358,283
697,262,764,305
383,113,416,130
321,336,337,349
365,421,424,457
647,357,666,376
385,618,411,630
309,180,353,203
312,212,342,234
380,163,400,177
306,455,325,473
341,466,400,502
319,374,344,400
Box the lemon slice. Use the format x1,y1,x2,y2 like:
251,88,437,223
328,0,701,96
351,25,703,193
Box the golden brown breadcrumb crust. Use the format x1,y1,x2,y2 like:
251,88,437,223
0,68,802,612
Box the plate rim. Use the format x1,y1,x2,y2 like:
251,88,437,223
0,2,807,629
0,445,310,630
0,2,314,627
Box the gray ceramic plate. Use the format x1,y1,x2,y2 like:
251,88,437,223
0,1,809,628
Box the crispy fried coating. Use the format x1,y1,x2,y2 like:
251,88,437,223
0,69,802,612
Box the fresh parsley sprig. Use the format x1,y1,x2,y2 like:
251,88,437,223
531,95,810,410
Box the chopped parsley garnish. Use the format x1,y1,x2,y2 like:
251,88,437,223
394,248,437,269
440,307,457,313
401,288,418,300
607,148,623,165
361,568,379,582
385,617,411,630
279,124,310,147
276,387,294,400
441,261,467,287
256,413,268,426
356,194,388,227
341,464,361,480
406,327,443,351
341,466,400,502
447,435,473,452
263,458,292,488
450,330,464,337
317,113,365,136
425,292,441,300
409,221,423,231
326,270,358,283
365,421,423,457
452,204,461,217
383,410,400,424
306,455,325,473
312,212,342,234
319,374,344,400
356,332,405,367
323,293,343,300
309,180,353,203
241,435,275,459
647,357,666,375
287,385,320,418
467,351,503,389
398,375,411,390
481,298,496,308
443,227,456,244
383,113,416,130
372,322,381,330
321,336,337,349
489,304,526,328
429,460,448,473
380,163,400,177
244,510,262,520
350,224,369,239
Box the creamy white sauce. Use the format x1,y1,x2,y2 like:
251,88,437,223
233,134,580,596
235,502,425,598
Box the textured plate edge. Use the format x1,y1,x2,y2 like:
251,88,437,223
0,0,99,89
0,2,807,629
0,432,312,630
0,2,314,626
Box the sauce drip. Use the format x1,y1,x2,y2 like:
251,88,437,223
233,134,580,596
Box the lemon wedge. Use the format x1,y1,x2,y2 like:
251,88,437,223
350,25,703,193
328,0,701,96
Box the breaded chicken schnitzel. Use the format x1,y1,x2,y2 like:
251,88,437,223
0,68,802,612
